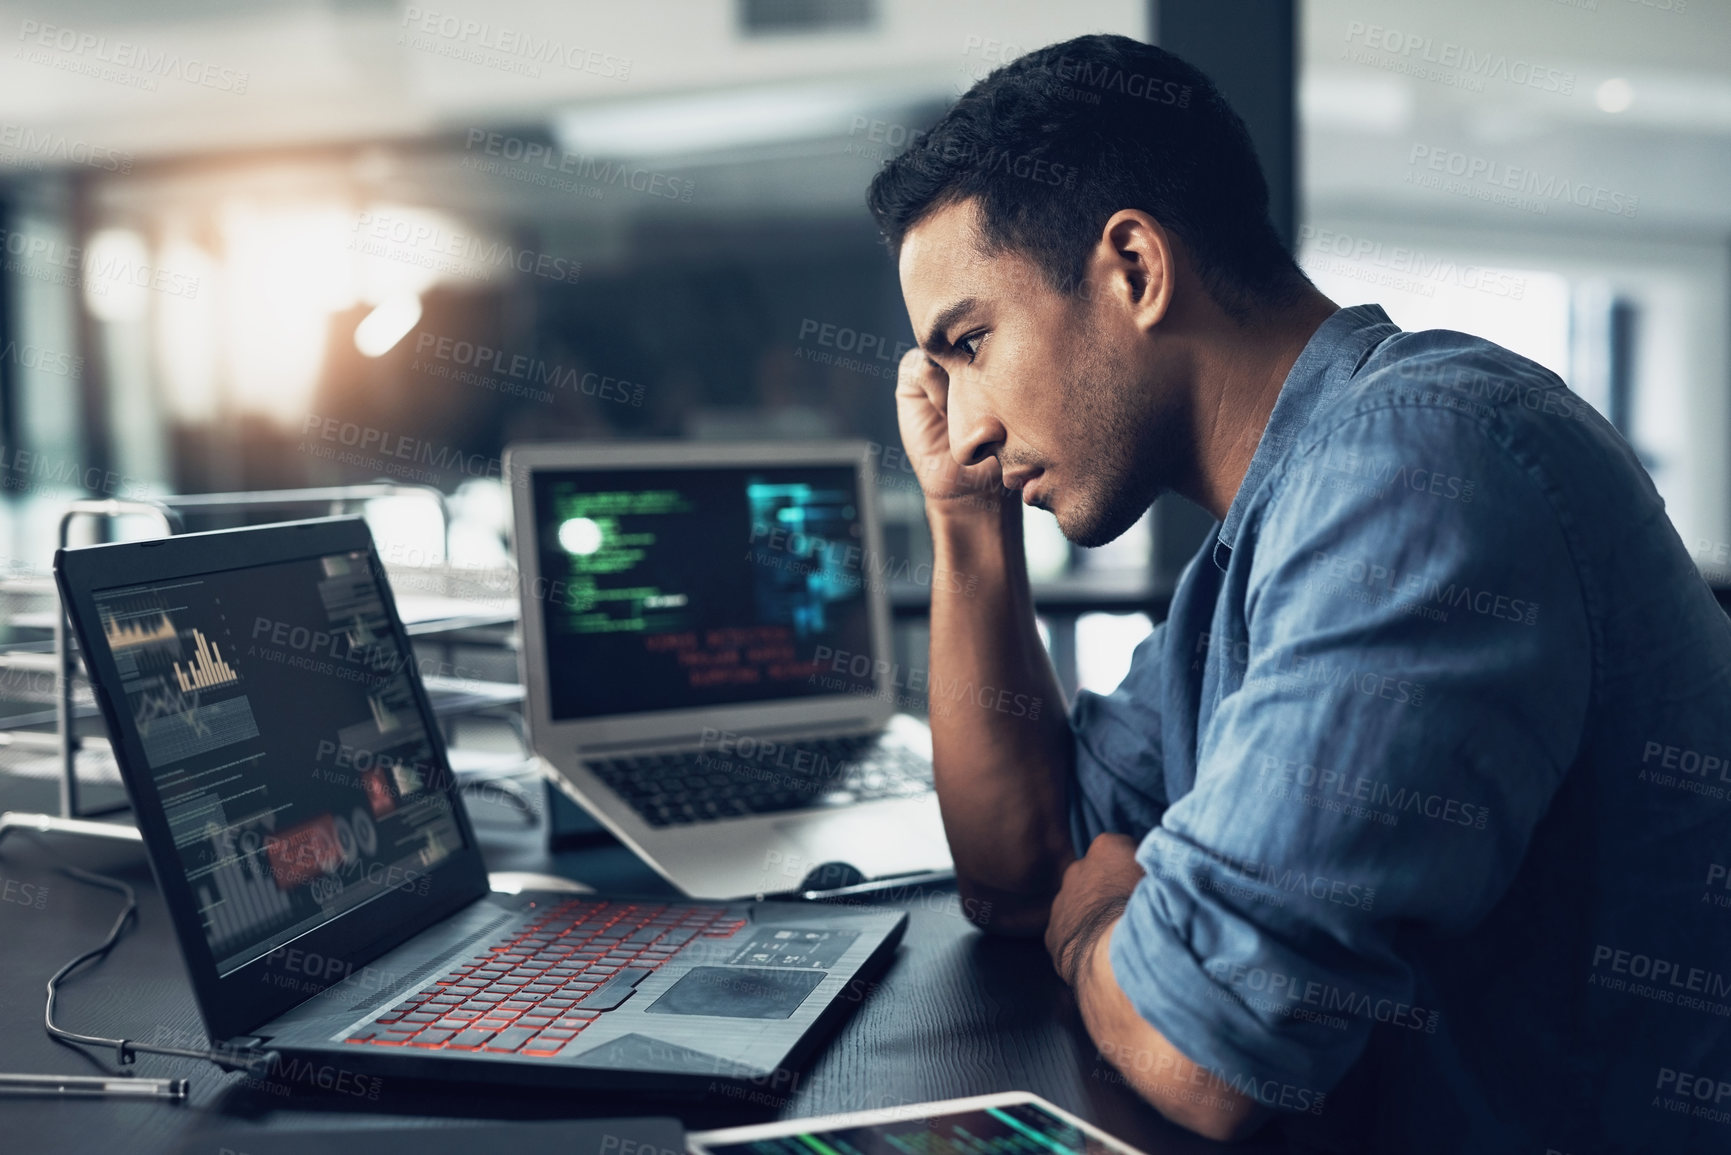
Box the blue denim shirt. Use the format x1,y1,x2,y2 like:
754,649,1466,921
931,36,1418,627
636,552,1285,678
1070,304,1731,1152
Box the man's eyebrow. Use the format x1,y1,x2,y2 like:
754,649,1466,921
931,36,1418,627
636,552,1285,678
919,297,980,356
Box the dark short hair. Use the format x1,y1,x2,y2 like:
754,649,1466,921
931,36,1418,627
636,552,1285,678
866,33,1308,318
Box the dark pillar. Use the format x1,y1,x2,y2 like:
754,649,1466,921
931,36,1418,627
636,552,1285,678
1150,0,1298,248
1145,0,1299,595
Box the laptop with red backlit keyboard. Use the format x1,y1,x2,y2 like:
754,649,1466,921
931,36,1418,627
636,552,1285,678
57,517,907,1093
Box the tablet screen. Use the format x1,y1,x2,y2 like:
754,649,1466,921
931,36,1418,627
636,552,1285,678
700,1099,1128,1155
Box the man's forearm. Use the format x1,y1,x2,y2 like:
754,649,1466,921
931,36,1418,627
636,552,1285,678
927,498,1075,931
1075,920,1267,1143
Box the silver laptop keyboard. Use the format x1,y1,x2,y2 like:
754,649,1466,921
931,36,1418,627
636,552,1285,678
588,734,933,827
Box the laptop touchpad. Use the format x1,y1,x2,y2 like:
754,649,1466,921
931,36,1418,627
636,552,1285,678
645,966,825,1019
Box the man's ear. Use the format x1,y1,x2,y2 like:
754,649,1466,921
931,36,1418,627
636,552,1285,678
1091,210,1175,333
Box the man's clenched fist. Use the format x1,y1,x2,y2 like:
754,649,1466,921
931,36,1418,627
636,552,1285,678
1044,832,1144,988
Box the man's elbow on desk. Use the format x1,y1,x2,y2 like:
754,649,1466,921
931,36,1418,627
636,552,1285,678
1042,833,1269,1142
953,875,1059,938
944,818,1076,937
1076,926,1270,1143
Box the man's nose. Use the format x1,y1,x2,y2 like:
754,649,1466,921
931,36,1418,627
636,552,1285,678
947,384,1004,468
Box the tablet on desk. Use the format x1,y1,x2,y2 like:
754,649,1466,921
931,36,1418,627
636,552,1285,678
687,1091,1148,1155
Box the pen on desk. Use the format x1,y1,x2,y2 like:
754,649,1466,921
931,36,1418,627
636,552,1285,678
0,1073,188,1099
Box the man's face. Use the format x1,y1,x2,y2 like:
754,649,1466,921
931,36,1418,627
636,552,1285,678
897,200,1178,547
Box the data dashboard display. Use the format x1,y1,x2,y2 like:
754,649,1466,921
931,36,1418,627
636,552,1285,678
532,465,877,720
699,1100,1133,1155
93,551,465,975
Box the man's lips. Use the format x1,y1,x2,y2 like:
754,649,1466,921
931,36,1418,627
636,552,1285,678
1003,469,1045,505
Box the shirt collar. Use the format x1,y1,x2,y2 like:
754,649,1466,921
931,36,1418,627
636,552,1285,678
1212,304,1400,570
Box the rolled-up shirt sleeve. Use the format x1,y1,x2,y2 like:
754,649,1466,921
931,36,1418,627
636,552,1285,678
1068,619,1172,853
1106,405,1592,1111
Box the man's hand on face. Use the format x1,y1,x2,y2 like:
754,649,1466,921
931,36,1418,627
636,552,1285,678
894,347,1005,514
1045,832,1144,989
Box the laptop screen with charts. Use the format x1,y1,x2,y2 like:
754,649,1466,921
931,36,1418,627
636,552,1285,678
86,541,474,978
515,442,899,747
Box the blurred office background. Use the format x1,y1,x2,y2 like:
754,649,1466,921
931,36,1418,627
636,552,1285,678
1,0,1727,706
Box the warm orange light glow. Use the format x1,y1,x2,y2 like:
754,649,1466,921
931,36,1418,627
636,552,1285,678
354,293,423,358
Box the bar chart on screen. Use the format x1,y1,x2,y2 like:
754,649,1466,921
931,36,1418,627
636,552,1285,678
96,589,261,768
194,817,296,953
172,629,239,691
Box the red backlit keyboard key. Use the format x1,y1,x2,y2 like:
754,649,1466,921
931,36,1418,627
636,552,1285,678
447,1028,495,1048
482,1027,538,1052
354,898,740,1054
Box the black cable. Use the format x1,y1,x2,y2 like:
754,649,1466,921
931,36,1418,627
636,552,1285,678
44,864,277,1077
43,865,138,1066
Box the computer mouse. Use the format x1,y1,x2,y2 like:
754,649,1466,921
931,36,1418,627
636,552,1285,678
798,861,868,891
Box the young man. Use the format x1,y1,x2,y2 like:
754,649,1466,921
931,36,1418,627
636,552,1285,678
866,33,1731,1151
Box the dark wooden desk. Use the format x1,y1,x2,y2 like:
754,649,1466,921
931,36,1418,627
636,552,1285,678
0,772,1279,1155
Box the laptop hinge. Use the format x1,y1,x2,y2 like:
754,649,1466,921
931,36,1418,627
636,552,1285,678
576,717,881,756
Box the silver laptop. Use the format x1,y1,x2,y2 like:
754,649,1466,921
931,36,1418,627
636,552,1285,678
506,440,951,900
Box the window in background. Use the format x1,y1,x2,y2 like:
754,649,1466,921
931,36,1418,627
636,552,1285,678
1301,0,1731,562
1079,507,1153,572
1076,611,1153,696
1299,238,1571,378
1297,229,1721,550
